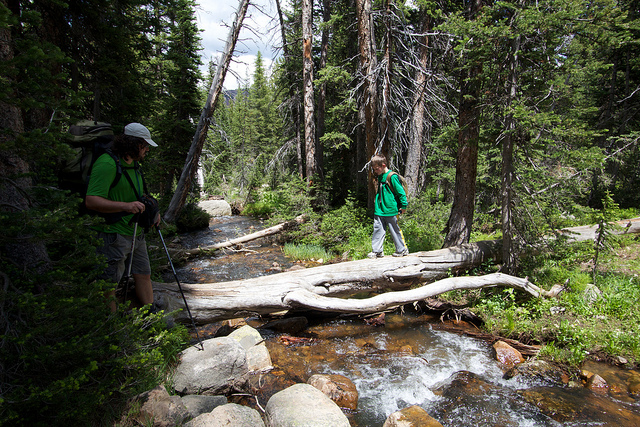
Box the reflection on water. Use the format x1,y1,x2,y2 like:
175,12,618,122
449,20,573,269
181,216,640,427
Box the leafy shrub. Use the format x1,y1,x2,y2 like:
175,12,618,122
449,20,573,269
0,192,189,425
400,196,449,252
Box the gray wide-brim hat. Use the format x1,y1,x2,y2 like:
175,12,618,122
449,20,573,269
124,122,158,147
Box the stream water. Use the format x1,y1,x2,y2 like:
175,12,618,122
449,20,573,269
168,216,640,427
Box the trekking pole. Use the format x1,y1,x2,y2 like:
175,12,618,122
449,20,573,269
156,226,204,350
120,219,139,306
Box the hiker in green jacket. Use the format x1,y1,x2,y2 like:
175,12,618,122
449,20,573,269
86,123,159,311
367,154,409,259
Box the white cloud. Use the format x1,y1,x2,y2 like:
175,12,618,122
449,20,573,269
195,0,279,90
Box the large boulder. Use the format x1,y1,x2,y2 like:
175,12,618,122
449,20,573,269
265,383,350,427
199,200,232,217
184,403,265,427
173,337,248,395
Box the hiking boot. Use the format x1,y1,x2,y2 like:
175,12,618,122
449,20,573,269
367,251,384,259
392,248,409,257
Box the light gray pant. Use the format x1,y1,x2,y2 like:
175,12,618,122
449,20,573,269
371,215,406,254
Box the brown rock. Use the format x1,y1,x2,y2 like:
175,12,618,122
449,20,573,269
586,373,608,394
493,340,524,368
132,385,189,427
382,405,443,427
307,373,359,411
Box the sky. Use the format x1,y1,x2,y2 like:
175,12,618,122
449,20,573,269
194,0,280,90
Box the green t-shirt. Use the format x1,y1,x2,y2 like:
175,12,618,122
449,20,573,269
86,153,144,236
374,171,408,216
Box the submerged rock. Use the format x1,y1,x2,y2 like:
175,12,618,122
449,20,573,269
520,385,640,424
503,359,567,387
383,405,443,427
430,371,547,426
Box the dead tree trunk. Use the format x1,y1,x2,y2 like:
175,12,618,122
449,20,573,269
154,240,506,323
176,214,307,257
164,0,249,223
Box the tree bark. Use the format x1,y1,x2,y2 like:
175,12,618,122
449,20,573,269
274,0,304,179
302,0,318,182
164,0,249,223
405,12,431,198
355,0,378,210
316,0,330,181
442,0,483,248
501,33,521,274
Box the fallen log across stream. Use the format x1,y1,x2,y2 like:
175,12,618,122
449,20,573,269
154,217,640,324
154,240,551,324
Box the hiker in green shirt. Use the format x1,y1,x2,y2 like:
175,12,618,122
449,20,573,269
86,123,159,311
367,154,409,259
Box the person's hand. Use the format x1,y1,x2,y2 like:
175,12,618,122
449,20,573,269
154,212,161,227
127,200,146,214
399,208,406,214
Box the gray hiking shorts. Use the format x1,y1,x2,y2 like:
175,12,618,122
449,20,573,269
96,231,151,283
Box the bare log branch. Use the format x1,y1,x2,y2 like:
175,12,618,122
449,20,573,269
283,273,547,314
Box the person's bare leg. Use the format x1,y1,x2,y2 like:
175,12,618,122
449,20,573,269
105,289,117,312
133,274,154,306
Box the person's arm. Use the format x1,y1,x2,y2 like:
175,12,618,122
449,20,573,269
85,195,145,214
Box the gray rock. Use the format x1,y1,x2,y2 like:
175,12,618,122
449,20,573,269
228,325,264,350
265,383,350,427
173,337,248,395
181,395,227,419
184,403,265,427
199,200,232,217
228,325,272,372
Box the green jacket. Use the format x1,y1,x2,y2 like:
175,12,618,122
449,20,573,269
86,154,144,236
374,170,407,216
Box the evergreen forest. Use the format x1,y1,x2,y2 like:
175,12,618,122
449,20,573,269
1,0,639,424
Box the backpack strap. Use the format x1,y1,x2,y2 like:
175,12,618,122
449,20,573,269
384,171,399,197
121,163,144,200
105,150,123,189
